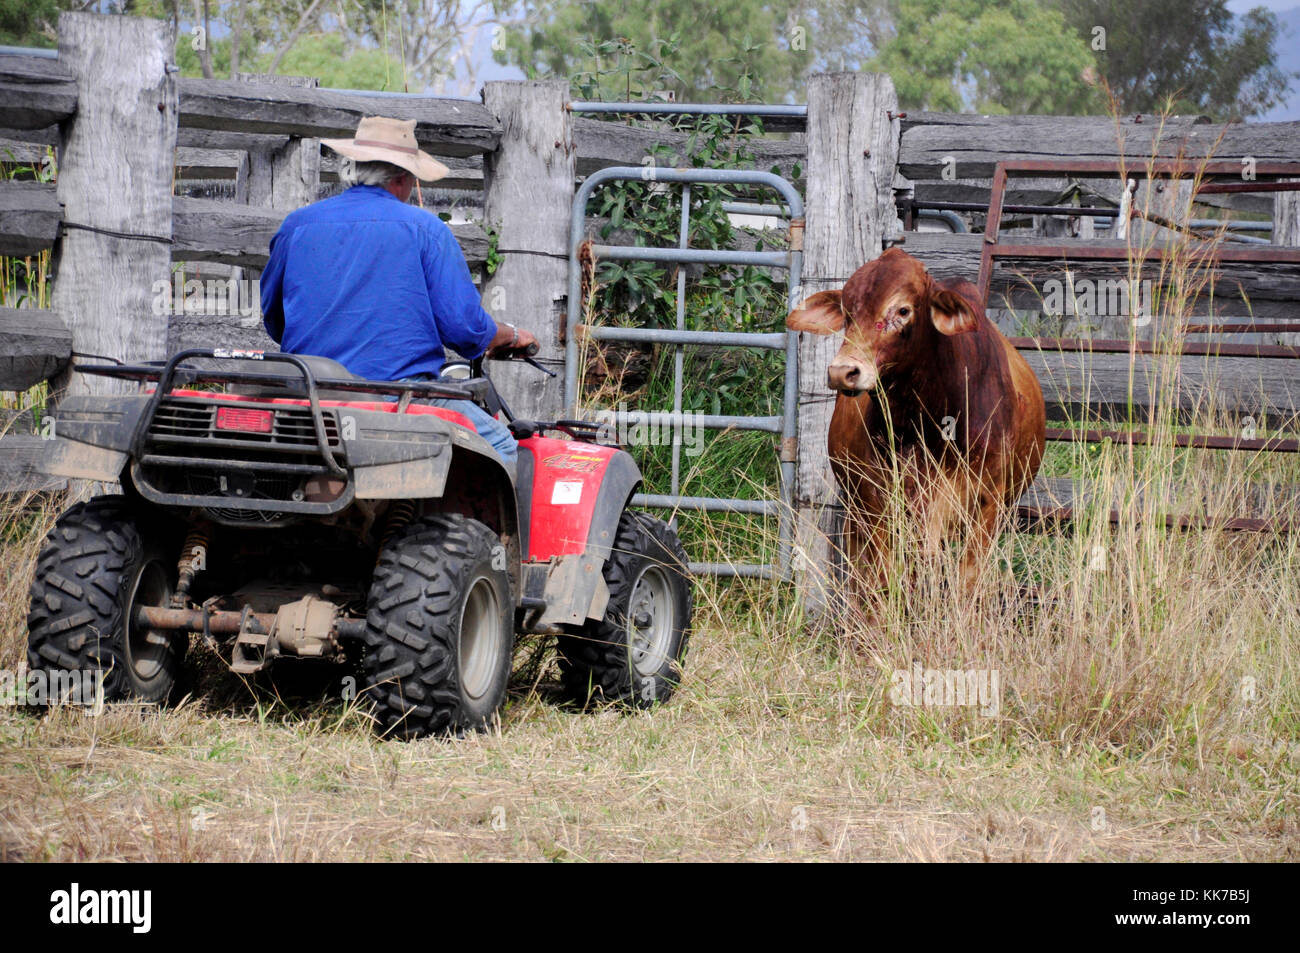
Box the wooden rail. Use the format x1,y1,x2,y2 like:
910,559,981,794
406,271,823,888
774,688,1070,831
0,52,502,154
902,232,1300,322
0,180,490,270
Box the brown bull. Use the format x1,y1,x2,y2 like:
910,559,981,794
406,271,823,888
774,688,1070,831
789,248,1045,609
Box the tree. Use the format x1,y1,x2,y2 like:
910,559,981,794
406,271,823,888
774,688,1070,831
7,0,518,93
173,29,404,90
498,0,1108,111
866,0,1102,113
496,0,819,101
330,0,518,94
1052,0,1294,119
0,0,73,46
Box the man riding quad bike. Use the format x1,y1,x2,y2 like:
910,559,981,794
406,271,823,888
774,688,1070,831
27,347,693,738
27,115,692,739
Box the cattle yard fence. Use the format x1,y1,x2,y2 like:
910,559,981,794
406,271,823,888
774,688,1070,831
2,12,1299,577
975,159,1300,534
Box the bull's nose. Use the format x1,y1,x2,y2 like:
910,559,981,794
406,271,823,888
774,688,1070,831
828,364,860,390
828,361,878,394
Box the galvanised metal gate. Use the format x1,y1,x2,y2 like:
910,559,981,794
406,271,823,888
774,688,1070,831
564,166,804,579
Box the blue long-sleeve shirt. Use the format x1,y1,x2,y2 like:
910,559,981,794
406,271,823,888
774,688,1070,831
259,185,496,380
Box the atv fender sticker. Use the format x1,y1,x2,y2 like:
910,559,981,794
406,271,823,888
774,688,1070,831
551,480,583,505
542,452,603,474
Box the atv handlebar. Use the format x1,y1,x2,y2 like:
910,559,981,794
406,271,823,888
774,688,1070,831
486,342,555,381
488,341,540,361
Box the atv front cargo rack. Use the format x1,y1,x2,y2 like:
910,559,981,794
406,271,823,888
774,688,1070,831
76,350,485,405
75,349,486,520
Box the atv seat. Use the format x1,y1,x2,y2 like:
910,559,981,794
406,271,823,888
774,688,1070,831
234,354,362,401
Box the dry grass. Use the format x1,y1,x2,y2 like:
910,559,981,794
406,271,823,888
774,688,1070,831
1,485,1297,861
0,638,1295,861
0,488,65,674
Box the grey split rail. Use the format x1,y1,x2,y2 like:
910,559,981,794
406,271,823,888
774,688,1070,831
564,167,804,579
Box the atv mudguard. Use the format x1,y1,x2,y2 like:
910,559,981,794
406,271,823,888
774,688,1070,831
515,435,642,627
42,394,147,482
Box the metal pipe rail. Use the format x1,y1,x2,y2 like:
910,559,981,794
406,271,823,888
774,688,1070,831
597,410,785,433
632,494,781,515
569,102,807,119
722,201,791,217
568,101,808,133
587,244,790,267
576,326,788,349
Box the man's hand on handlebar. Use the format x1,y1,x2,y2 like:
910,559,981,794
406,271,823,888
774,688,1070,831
483,324,554,377
487,322,539,358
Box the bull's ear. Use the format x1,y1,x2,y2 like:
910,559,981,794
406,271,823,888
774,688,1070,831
787,290,845,334
930,286,979,336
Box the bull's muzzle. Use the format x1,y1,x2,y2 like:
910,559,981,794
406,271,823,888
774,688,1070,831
828,360,878,396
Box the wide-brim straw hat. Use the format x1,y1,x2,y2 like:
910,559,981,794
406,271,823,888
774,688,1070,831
321,116,450,183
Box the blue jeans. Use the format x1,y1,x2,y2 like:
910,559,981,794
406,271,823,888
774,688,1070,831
425,397,518,474
397,375,517,477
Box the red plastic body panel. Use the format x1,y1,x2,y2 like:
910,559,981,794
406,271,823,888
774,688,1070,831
165,388,476,432
518,436,621,559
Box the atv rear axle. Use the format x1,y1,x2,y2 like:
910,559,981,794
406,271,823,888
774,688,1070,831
132,606,367,641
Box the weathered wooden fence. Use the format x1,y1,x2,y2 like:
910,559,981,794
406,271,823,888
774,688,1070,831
3,12,1299,563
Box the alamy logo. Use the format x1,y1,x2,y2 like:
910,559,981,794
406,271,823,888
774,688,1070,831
1,666,104,709
49,883,151,933
889,663,1000,717
1041,277,1155,326
152,274,261,317
593,403,705,457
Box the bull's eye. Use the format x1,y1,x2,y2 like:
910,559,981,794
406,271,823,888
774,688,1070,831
898,306,912,318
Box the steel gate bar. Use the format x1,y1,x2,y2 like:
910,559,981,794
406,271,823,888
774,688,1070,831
565,166,804,579
673,184,690,498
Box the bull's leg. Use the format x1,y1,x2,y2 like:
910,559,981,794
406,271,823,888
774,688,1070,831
959,495,1001,593
908,467,964,608
838,504,890,632
829,452,893,636
918,478,956,559
860,516,893,615
837,505,869,623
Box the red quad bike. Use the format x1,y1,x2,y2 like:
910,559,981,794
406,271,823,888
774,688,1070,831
26,347,692,738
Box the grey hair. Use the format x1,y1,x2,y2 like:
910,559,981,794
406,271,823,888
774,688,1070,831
341,160,409,188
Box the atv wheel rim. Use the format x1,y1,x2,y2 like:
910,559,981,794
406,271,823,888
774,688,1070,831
628,565,674,678
126,560,173,682
459,575,502,701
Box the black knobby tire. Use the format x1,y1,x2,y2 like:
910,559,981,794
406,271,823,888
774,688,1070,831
559,511,692,709
360,514,514,739
27,496,185,705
